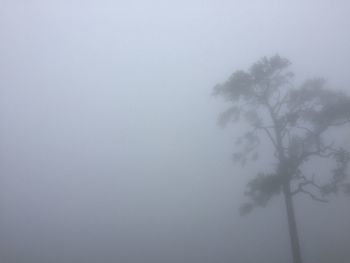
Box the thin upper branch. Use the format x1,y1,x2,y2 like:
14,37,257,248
256,125,278,150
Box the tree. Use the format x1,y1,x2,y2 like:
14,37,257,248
213,55,350,263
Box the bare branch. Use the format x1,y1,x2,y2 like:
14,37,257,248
273,92,289,115
256,125,278,150
291,174,328,202
294,125,316,135
302,140,336,160
297,189,328,203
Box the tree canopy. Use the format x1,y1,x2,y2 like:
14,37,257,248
213,55,350,214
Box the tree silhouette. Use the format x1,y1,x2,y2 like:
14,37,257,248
213,55,350,263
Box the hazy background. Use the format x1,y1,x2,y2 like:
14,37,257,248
1,1,349,262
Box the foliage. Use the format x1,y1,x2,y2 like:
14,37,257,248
213,55,350,215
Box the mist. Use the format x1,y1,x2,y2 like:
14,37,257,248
1,1,350,262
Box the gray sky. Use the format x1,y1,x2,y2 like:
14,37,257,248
1,1,350,262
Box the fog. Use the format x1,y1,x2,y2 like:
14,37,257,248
1,1,350,262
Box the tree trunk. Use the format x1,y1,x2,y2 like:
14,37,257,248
283,182,303,263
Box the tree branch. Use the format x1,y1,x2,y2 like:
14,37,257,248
256,125,278,150
291,175,328,202
297,188,328,203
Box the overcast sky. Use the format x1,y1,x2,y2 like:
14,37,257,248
1,1,350,263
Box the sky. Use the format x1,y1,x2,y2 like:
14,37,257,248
0,1,350,262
